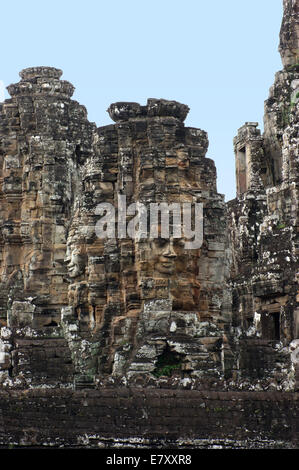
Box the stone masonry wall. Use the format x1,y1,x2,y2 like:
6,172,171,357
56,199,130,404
0,388,297,449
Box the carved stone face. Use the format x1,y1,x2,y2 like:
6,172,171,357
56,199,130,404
22,249,50,290
152,238,176,274
151,238,186,276
64,243,85,278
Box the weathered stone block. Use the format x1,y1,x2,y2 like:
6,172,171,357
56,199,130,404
8,301,35,328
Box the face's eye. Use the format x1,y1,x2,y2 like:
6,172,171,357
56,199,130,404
156,238,168,247
174,239,185,248
153,238,168,249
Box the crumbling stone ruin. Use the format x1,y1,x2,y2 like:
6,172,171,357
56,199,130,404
228,0,299,391
0,0,298,449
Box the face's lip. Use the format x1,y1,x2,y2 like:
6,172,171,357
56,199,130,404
161,261,175,269
161,257,175,264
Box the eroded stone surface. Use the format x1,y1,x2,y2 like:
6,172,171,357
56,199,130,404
228,0,299,391
62,96,230,383
0,1,298,398
279,0,299,67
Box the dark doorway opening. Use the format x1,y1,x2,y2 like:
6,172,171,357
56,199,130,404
262,312,280,340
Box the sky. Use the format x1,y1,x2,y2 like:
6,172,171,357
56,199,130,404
0,0,283,201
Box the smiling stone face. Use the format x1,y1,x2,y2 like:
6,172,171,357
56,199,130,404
150,238,188,276
64,243,86,278
151,238,177,275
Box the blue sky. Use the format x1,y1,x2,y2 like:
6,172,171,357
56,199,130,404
1,0,283,201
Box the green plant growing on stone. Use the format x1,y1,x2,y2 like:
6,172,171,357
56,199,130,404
281,104,293,126
286,60,299,72
154,363,182,377
281,90,298,126
281,106,290,126
153,345,183,378
213,407,225,412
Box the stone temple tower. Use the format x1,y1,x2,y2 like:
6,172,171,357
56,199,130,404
0,67,94,330
228,0,299,389
62,99,232,385
0,70,232,387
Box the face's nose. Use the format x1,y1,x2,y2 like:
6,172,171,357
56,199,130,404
64,247,71,264
162,240,177,258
